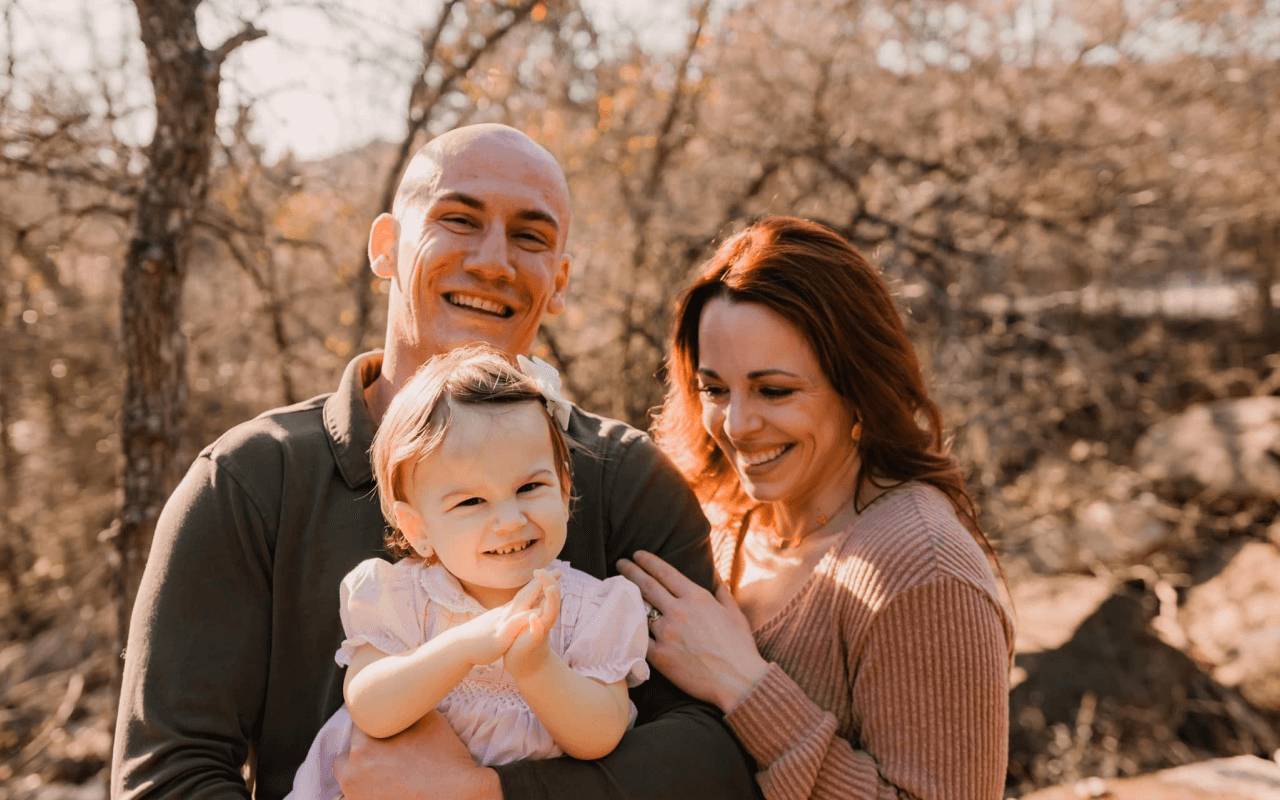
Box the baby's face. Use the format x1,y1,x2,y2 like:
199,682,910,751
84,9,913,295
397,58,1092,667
401,401,568,608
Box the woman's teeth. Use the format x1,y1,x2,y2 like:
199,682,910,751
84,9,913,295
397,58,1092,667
741,445,788,467
487,540,535,556
448,293,511,317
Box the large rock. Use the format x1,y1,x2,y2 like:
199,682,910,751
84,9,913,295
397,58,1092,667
1016,755,1280,799
1017,499,1171,573
1182,541,1280,711
1011,574,1114,655
1134,397,1280,501
1008,581,1279,794
1071,497,1172,566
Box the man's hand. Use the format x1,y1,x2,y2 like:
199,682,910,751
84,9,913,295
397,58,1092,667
335,711,501,800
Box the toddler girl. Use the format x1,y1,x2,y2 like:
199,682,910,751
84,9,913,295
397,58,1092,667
287,346,649,798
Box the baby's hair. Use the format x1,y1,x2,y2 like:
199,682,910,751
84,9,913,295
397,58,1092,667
370,345,574,561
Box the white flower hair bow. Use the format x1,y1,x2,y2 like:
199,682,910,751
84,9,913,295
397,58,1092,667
516,354,572,431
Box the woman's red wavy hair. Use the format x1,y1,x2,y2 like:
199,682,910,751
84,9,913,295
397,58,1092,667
654,215,995,562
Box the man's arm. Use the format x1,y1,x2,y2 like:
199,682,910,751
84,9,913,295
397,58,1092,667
112,451,274,800
493,432,762,800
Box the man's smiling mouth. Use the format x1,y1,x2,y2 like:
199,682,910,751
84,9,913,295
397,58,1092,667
446,292,513,318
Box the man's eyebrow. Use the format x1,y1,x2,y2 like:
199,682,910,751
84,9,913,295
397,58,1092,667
514,209,559,232
437,191,485,210
436,192,560,232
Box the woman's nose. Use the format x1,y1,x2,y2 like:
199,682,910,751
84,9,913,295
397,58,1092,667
724,396,762,439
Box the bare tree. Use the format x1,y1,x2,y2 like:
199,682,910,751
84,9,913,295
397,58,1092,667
116,0,264,660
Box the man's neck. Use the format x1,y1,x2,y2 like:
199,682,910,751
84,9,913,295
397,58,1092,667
363,375,394,427
366,340,424,426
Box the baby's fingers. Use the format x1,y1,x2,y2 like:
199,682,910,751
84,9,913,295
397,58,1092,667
508,575,544,612
538,581,561,630
498,612,532,643
525,610,544,640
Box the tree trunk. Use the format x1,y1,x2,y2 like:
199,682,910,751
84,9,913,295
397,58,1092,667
1260,224,1277,344
116,0,263,671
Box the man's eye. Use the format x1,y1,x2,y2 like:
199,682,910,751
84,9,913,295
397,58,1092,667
513,231,549,249
442,215,476,228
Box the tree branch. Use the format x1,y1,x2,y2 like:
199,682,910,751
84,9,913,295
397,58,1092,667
211,22,267,68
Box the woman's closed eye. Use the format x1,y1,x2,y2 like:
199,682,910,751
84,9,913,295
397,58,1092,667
759,385,796,399
698,383,728,400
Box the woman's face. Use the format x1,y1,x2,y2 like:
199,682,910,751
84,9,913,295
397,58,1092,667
695,297,860,513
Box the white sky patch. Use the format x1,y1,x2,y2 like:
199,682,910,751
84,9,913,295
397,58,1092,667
4,0,1278,161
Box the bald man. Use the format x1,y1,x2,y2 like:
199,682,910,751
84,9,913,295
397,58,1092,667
111,125,760,800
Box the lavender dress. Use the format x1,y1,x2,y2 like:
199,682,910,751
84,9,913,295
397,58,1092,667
285,557,649,799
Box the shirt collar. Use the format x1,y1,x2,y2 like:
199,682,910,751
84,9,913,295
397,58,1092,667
324,351,383,489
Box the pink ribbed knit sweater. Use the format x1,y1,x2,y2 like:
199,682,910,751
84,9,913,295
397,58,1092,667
714,483,1014,800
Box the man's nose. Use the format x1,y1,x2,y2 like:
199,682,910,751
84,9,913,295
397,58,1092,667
464,224,517,282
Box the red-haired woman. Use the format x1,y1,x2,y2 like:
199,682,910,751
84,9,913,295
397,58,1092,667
616,216,1014,800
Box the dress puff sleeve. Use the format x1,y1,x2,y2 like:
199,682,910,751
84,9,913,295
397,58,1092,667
562,575,651,688
335,558,423,666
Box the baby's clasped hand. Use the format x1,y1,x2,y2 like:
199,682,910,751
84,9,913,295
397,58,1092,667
458,568,562,669
506,569,562,678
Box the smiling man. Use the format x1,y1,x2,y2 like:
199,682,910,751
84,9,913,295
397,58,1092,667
111,125,760,800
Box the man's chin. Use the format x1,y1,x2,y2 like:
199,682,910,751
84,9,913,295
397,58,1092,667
426,329,533,358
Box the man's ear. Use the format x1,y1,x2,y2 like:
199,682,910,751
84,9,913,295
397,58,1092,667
369,213,399,279
393,500,432,559
545,254,571,316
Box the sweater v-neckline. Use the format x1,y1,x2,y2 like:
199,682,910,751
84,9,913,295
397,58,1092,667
739,483,912,638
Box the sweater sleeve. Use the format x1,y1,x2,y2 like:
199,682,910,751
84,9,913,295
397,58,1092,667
494,432,761,800
112,453,273,800
724,577,1011,800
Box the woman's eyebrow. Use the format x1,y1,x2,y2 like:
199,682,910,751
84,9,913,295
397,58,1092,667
697,367,802,380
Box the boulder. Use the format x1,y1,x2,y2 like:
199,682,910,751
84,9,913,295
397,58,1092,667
1015,755,1280,800
1182,541,1280,711
1071,497,1172,566
1134,397,1280,501
1011,574,1114,655
1016,499,1171,574
1008,581,1280,794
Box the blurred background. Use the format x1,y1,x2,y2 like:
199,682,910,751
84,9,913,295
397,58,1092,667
1,0,1278,797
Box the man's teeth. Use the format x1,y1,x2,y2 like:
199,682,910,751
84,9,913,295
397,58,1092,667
488,540,535,555
448,293,510,317
741,445,788,467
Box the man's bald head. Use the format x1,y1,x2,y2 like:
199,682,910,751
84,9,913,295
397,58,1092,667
392,124,570,232
365,123,574,409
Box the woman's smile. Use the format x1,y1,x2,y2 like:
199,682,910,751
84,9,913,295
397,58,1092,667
735,443,793,471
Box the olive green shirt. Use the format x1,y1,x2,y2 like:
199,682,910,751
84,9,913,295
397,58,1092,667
112,352,759,800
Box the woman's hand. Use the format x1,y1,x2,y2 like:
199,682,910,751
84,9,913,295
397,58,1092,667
505,569,561,679
616,550,769,712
